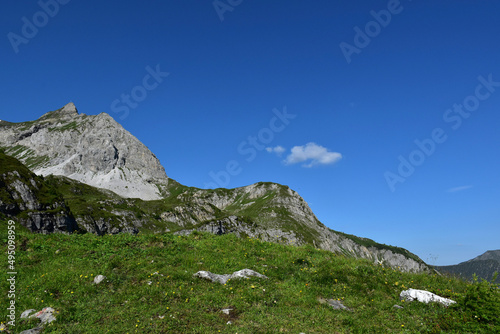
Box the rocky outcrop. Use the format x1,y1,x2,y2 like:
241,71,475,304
315,227,428,272
75,216,140,236
0,103,170,200
171,183,428,272
0,152,78,233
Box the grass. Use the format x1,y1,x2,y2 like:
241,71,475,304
1,225,498,333
48,121,80,133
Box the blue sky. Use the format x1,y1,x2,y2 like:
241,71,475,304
1,0,499,265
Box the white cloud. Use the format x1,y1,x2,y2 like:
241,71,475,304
284,142,342,168
447,185,473,193
266,145,286,156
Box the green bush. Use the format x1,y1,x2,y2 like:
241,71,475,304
457,273,500,325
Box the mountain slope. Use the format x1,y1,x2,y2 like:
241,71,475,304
1,146,428,272
0,103,170,200
0,149,78,233
436,250,500,282
0,103,429,272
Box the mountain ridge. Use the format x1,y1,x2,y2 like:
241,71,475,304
0,103,429,272
435,250,500,282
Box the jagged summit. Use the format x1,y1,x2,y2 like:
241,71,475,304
40,102,79,120
0,103,170,200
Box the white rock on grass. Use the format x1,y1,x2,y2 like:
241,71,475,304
193,269,268,284
18,307,58,334
400,288,456,307
20,309,37,318
29,307,57,325
93,275,106,284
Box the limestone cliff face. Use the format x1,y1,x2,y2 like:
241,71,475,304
0,103,170,200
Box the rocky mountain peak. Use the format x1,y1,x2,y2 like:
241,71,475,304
40,102,79,120
60,102,78,114
0,103,170,200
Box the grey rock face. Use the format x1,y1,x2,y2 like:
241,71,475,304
75,216,140,236
0,103,170,200
0,168,78,234
315,227,428,273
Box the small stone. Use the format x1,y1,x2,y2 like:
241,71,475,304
93,275,106,284
19,327,43,334
221,308,233,315
318,297,351,311
393,305,404,309
21,309,37,318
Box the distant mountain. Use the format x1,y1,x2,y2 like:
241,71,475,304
435,250,500,282
0,103,430,273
